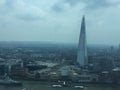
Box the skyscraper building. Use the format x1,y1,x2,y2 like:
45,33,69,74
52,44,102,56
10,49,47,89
77,16,88,67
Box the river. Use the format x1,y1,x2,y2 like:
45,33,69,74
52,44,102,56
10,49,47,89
0,81,120,90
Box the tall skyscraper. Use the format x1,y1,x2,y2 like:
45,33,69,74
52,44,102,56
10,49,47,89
77,16,88,67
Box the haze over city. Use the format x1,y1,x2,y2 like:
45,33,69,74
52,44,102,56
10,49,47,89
0,0,120,45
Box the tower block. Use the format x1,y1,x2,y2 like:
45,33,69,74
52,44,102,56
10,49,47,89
77,16,88,67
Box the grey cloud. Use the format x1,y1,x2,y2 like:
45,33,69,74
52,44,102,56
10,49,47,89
51,0,80,12
52,3,63,12
64,0,81,6
83,0,111,10
16,14,42,21
69,0,120,9
64,0,80,6
65,0,117,9
5,0,12,7
0,0,11,14
0,0,44,21
52,0,119,12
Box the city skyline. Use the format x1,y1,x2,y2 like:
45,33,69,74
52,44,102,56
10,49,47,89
0,0,120,45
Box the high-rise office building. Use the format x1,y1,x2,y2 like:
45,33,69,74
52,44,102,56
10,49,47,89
77,16,88,67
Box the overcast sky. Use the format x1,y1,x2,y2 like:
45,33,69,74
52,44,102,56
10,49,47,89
0,0,120,45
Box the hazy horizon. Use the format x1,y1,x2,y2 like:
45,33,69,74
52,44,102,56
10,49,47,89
0,41,119,47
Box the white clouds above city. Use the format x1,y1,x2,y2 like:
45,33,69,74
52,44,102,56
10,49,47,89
0,0,120,45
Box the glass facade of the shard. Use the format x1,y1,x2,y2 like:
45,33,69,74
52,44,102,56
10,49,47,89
77,16,88,67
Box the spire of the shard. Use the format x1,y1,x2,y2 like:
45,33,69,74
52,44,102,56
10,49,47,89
77,15,88,67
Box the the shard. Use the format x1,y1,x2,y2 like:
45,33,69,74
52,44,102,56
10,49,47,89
77,16,88,67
